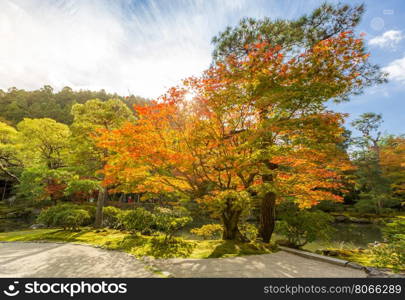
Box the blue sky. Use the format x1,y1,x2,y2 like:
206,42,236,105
0,0,404,134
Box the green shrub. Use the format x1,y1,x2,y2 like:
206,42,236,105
102,206,122,228
53,209,90,230
371,241,405,272
81,205,96,225
120,208,155,233
371,218,405,271
240,223,258,241
37,204,75,226
37,204,90,230
314,200,344,212
275,202,334,248
190,224,223,239
154,207,192,241
354,195,399,215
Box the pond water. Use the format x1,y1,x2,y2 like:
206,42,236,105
303,223,383,251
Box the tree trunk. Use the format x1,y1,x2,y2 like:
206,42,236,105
259,169,277,243
221,199,248,242
94,187,107,228
257,109,278,243
259,187,276,243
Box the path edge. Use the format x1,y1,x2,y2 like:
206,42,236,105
278,246,365,271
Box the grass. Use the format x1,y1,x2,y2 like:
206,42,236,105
0,228,276,259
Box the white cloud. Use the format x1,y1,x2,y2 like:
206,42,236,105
369,30,403,49
383,55,405,83
0,0,312,98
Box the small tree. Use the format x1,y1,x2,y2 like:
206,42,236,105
154,207,192,241
70,99,135,228
276,202,334,248
351,114,402,214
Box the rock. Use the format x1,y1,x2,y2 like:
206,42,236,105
367,270,385,277
30,224,46,229
6,212,18,218
322,250,338,256
389,274,405,278
350,217,372,224
346,262,364,270
275,239,297,248
5,196,16,205
368,241,382,248
334,215,348,222
364,267,399,277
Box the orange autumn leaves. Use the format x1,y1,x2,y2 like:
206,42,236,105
96,32,368,208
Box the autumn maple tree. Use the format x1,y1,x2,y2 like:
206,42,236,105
96,27,384,242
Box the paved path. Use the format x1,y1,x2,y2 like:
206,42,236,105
152,252,367,278
0,242,366,278
0,242,157,278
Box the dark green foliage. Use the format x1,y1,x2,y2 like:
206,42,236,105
53,209,90,231
37,204,90,230
314,200,344,212
119,208,155,233
211,3,385,101
154,207,192,241
102,206,122,228
80,205,96,225
0,86,148,125
212,4,365,61
351,113,402,214
275,202,334,248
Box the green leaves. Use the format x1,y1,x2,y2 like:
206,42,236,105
70,99,135,178
17,118,71,169
275,202,335,247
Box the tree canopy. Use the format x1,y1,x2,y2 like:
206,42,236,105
0,85,148,125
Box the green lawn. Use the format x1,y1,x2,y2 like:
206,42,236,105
0,228,276,259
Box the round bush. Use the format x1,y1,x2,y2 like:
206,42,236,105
190,224,223,239
102,206,122,228
154,208,192,240
120,208,155,232
37,204,90,230
37,204,75,227
53,209,90,230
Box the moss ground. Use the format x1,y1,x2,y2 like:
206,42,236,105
0,228,275,259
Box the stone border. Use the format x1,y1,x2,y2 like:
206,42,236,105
278,246,405,278
278,246,365,270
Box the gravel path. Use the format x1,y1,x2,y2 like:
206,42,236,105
152,252,367,278
0,242,366,278
0,242,157,278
